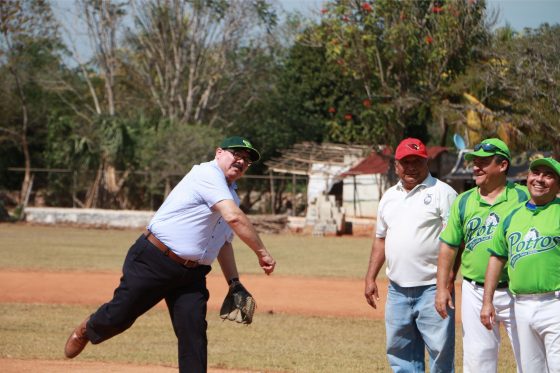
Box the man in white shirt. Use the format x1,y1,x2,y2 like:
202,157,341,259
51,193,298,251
64,136,276,373
364,138,457,372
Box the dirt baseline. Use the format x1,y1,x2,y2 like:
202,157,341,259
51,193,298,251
0,270,462,372
0,270,387,318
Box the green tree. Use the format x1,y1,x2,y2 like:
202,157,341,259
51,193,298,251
50,0,139,209
480,24,560,155
0,0,63,208
311,0,491,146
137,120,222,206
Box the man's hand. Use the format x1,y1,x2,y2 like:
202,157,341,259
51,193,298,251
259,253,275,275
480,301,495,330
480,255,507,330
435,243,458,319
435,287,454,319
364,237,385,309
364,279,380,309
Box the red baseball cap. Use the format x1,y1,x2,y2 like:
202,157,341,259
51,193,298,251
395,138,428,160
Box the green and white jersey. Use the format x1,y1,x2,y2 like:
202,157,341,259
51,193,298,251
490,198,560,294
439,182,529,283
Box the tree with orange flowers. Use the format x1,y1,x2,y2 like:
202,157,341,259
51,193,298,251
310,0,492,146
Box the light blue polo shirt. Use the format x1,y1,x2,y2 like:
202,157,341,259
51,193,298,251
148,160,239,265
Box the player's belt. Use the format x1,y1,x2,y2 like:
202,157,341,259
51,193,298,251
514,290,560,300
463,276,509,289
143,229,200,268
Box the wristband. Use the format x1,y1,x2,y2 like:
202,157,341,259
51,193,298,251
227,277,239,285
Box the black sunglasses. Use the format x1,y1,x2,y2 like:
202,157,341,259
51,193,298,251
473,143,508,157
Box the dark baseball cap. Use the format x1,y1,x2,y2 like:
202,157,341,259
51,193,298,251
220,136,261,162
530,157,560,178
465,138,511,161
395,138,428,160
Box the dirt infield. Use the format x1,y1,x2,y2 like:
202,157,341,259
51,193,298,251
0,270,462,372
0,270,386,318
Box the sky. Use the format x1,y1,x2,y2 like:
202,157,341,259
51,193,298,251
52,1,560,33
52,0,559,64
487,0,560,29
280,0,560,31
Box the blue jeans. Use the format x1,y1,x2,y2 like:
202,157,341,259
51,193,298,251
385,281,455,373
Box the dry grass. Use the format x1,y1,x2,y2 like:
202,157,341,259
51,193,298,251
0,224,376,278
0,224,517,372
0,304,387,372
0,303,517,372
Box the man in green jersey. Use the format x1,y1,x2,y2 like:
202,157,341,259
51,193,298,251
435,138,527,373
481,157,560,373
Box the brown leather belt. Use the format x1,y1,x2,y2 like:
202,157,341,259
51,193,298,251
143,229,200,268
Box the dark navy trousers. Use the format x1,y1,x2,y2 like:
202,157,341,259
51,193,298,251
85,235,211,372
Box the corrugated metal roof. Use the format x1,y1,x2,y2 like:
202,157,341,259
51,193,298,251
340,146,449,177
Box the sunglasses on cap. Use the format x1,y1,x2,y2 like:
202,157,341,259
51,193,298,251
473,143,509,157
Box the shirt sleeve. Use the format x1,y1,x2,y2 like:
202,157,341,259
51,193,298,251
489,208,521,258
375,195,388,238
194,164,234,208
439,194,463,247
489,219,509,258
440,184,458,226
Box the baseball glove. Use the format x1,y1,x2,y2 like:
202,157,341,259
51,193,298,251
220,280,256,325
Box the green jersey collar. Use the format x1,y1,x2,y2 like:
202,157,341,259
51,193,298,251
475,181,517,206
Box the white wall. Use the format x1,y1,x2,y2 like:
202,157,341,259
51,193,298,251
25,207,154,229
307,162,348,204
342,174,383,218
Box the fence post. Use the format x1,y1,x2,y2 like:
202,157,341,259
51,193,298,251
291,174,296,216
72,171,77,208
269,171,275,214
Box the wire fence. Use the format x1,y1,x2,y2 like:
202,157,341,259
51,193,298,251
5,168,309,215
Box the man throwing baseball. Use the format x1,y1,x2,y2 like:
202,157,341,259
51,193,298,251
481,157,560,372
64,136,276,372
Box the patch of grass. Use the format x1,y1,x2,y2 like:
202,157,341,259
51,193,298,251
0,304,387,372
0,224,138,271
0,224,377,278
0,304,517,372
0,225,518,372
233,233,375,278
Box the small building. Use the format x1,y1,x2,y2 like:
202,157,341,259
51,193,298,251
266,142,370,235
339,146,451,218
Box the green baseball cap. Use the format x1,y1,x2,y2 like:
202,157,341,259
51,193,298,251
220,136,261,162
530,157,560,178
465,138,511,161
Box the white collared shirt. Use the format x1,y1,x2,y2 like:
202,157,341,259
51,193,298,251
376,174,457,286
147,160,238,265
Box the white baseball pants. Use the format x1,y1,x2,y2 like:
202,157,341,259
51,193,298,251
461,280,522,373
514,291,560,373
